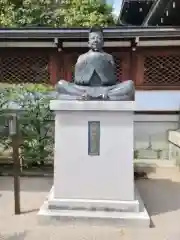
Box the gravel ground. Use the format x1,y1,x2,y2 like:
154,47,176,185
0,167,180,240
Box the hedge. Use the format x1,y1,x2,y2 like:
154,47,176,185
0,83,56,167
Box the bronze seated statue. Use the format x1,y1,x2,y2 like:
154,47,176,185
56,27,135,101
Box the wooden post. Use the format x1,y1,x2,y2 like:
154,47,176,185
49,51,60,86
130,49,137,83
130,39,139,85
9,114,21,215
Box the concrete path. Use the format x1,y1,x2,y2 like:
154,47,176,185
0,167,180,239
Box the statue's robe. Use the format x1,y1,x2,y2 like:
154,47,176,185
74,50,117,86
56,49,135,100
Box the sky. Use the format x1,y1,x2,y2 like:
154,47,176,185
106,0,123,17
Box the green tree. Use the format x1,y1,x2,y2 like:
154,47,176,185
0,0,15,27
0,0,115,27
14,0,62,27
58,0,115,27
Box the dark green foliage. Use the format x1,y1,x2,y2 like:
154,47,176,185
0,83,55,167
0,0,116,27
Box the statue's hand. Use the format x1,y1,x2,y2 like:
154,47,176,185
74,79,90,85
80,91,90,100
100,93,109,100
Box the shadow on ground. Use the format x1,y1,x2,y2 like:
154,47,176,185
137,178,180,216
0,177,53,192
1,175,180,217
134,164,156,181
134,163,156,175
3,231,27,240
21,209,38,214
1,174,180,226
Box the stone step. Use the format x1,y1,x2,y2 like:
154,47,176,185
135,149,169,160
38,187,150,228
38,201,150,228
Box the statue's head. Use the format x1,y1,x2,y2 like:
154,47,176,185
88,26,104,51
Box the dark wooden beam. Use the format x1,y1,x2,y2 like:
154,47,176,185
135,111,180,114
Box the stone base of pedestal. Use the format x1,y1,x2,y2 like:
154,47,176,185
38,186,150,228
38,100,150,227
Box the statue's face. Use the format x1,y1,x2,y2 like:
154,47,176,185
88,32,104,51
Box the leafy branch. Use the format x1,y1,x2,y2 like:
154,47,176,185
0,0,116,27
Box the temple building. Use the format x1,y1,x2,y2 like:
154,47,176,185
0,0,180,161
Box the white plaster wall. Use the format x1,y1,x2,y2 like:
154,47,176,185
49,114,179,160
49,90,180,161
134,115,179,159
135,91,180,111
168,131,180,166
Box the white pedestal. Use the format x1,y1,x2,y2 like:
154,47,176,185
38,100,150,227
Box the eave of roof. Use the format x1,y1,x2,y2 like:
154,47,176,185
118,0,180,27
0,27,180,39
118,0,154,26
143,0,162,26
143,0,172,26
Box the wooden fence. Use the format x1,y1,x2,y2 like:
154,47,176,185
0,47,180,89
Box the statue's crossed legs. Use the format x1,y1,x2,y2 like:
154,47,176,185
56,80,135,101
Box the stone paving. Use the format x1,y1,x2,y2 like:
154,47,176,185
0,167,180,239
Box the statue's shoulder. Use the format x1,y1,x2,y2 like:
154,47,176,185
102,52,114,65
76,52,88,63
103,52,114,60
79,52,88,58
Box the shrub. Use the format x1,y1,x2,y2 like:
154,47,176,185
0,83,56,167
